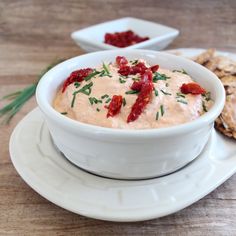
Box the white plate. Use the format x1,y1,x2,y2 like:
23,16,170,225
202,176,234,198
71,17,179,52
10,49,236,222
166,47,236,60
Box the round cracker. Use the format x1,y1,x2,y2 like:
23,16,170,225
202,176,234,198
215,87,236,139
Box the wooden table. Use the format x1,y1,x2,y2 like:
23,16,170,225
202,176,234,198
0,0,236,235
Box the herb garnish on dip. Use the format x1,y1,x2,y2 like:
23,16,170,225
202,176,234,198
53,56,212,129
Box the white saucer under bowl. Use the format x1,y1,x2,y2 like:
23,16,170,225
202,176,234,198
10,108,236,222
9,48,236,222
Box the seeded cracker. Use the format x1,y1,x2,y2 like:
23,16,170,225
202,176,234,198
221,75,236,87
216,56,236,74
204,57,221,71
193,49,236,139
213,69,232,79
215,86,236,139
194,48,215,65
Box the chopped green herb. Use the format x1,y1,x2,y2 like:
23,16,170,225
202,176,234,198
89,97,94,105
61,112,68,115
176,92,185,98
119,77,126,83
74,82,81,88
101,62,112,77
76,84,92,96
156,111,159,120
101,94,109,99
160,89,172,95
202,101,208,112
73,82,93,96
154,87,159,96
72,82,94,107
122,97,126,107
173,69,188,75
105,98,111,103
95,99,102,104
131,59,139,65
177,99,188,105
71,94,76,108
202,91,211,101
160,105,164,116
132,77,139,81
153,72,170,82
125,90,139,95
84,70,100,81
103,63,110,73
96,108,100,112
99,70,106,77
89,97,102,105
156,105,165,120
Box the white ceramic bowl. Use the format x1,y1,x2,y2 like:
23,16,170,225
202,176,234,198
36,50,225,180
71,17,179,52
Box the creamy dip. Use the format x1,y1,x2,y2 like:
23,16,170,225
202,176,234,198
53,59,212,129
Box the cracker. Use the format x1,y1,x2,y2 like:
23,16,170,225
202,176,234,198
215,117,234,138
204,56,220,71
216,56,236,74
193,49,236,139
213,69,232,79
215,88,236,139
221,75,236,87
194,48,215,65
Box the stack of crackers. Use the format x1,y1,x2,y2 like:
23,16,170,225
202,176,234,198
194,49,236,139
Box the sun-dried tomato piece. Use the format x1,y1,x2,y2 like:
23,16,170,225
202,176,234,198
107,95,123,118
150,65,159,73
116,56,128,67
118,66,131,76
104,30,149,48
130,69,153,92
62,68,93,92
130,81,143,91
118,62,147,76
127,70,154,123
180,82,206,95
130,62,148,75
141,69,153,83
117,60,158,77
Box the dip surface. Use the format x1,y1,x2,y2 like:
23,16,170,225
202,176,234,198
53,58,212,129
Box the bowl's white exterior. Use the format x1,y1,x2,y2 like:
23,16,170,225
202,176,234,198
71,17,179,52
36,50,225,179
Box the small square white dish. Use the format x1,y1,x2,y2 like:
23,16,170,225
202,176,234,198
71,17,179,52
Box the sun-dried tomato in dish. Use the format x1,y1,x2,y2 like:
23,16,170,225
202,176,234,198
104,30,149,48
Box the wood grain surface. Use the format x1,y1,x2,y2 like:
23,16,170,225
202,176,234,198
0,0,236,235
